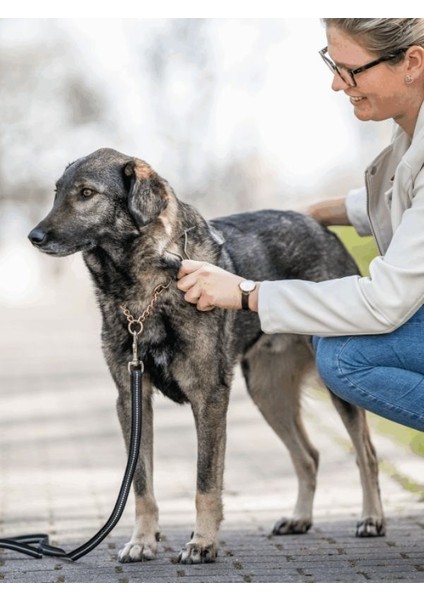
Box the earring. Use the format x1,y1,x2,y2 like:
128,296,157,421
405,74,414,84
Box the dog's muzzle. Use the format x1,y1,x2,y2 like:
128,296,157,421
28,226,96,256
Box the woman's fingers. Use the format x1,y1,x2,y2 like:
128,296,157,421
176,259,244,311
177,260,209,293
177,259,207,279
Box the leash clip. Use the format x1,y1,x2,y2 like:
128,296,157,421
128,331,144,373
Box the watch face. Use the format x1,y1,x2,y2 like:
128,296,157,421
240,279,256,293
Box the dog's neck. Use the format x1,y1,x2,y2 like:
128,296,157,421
83,199,222,312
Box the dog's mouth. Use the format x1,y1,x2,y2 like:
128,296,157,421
39,241,96,257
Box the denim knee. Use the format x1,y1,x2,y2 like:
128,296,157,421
313,335,349,394
313,333,424,431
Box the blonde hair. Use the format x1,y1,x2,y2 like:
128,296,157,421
323,19,424,61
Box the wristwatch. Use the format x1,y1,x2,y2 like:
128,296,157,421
239,279,257,310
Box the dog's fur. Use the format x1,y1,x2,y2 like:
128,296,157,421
29,148,385,564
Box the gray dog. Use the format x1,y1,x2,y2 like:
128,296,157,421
28,148,385,564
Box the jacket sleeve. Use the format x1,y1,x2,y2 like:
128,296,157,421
258,169,424,337
345,186,372,236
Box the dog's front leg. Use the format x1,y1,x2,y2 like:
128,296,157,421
116,375,160,562
179,396,229,564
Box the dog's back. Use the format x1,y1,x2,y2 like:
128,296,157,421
212,209,358,282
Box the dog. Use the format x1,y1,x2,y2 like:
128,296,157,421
28,148,386,564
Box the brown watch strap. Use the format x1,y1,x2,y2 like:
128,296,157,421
241,291,250,310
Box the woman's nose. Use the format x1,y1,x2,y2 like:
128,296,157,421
331,71,351,92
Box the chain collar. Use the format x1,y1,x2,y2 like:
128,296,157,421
120,279,172,371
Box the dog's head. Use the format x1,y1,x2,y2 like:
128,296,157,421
28,148,176,256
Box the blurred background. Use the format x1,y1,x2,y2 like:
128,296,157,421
0,17,394,307
0,17,422,531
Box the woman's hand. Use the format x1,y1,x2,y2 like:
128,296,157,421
177,260,254,312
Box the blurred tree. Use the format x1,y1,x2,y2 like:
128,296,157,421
0,18,388,223
132,19,292,217
0,20,106,214
138,19,216,199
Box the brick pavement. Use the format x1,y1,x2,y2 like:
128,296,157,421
0,268,423,583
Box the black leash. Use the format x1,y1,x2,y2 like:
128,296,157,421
0,363,142,561
0,282,172,562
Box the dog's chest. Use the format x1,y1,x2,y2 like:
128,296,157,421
139,323,192,405
106,304,191,405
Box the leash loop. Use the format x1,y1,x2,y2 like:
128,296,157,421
0,365,143,562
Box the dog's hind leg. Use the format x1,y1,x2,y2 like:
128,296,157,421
329,392,386,537
178,391,230,564
115,374,160,563
242,334,319,535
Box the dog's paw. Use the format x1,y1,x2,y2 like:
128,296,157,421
118,539,158,563
356,517,386,537
272,517,312,535
178,542,218,564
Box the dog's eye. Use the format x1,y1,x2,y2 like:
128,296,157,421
81,188,95,199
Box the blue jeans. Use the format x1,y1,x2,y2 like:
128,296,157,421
313,306,424,432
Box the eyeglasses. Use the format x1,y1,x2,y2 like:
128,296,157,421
319,46,408,87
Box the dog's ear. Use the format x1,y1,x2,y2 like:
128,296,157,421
123,159,168,227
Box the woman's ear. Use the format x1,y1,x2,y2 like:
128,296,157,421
404,45,424,80
123,158,168,227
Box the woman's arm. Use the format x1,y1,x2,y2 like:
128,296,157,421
176,197,355,311
307,189,373,237
177,173,424,337
305,197,350,226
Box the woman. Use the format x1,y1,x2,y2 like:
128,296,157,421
177,19,424,432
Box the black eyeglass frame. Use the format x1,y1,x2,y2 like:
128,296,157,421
319,46,408,87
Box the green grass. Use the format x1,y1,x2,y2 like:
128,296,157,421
379,459,424,500
329,225,378,276
370,415,424,458
328,226,424,457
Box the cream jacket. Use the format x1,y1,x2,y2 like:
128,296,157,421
258,101,424,337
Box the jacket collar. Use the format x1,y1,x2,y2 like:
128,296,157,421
393,101,424,177
412,100,424,141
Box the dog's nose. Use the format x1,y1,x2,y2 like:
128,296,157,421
28,227,47,246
